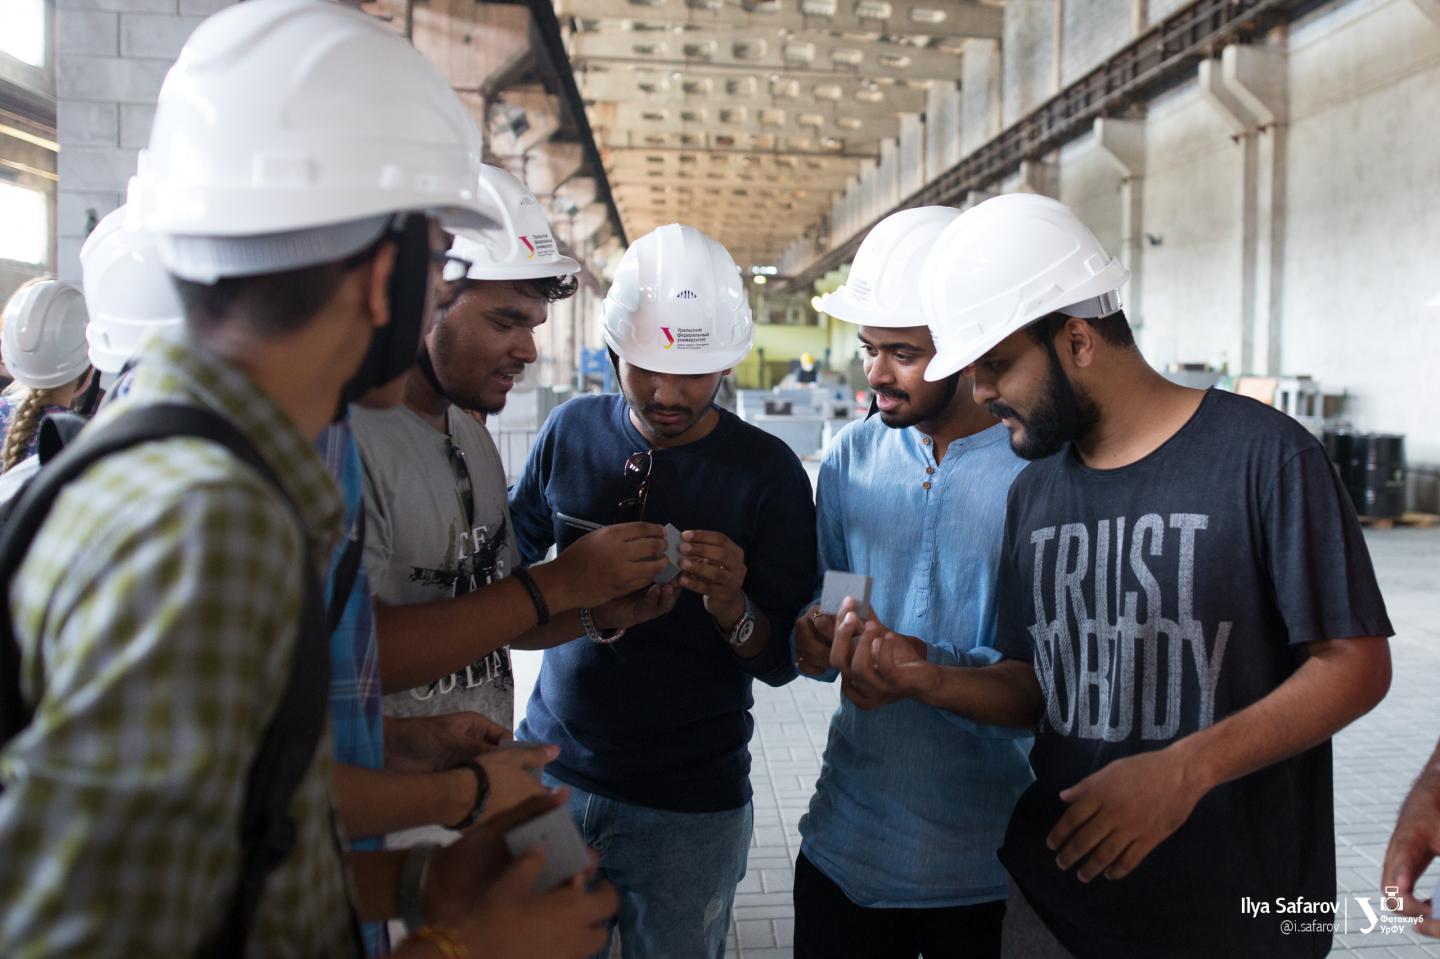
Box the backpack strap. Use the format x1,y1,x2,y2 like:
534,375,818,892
0,402,350,958
36,412,89,466
327,504,366,636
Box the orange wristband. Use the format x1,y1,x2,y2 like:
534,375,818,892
415,925,469,959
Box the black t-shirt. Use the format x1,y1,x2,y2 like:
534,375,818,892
994,389,1392,959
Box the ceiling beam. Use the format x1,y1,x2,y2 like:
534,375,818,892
596,100,902,144
600,139,879,158
570,28,965,80
555,0,1003,39
578,68,927,112
606,147,857,165
597,125,883,153
609,169,856,190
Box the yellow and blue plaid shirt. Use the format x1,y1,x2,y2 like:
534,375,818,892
0,332,359,957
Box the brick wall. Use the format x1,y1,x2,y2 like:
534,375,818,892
55,0,230,282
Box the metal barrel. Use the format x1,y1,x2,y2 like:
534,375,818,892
1325,431,1407,520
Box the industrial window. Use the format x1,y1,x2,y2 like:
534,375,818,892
0,182,48,264
0,0,46,67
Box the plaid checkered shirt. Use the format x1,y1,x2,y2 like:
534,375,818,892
0,332,359,957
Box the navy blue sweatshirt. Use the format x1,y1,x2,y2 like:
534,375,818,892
510,394,817,812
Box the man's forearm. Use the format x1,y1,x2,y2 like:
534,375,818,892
918,658,1045,728
511,609,585,650
350,849,408,922
334,763,473,839
376,567,574,691
1168,636,1390,794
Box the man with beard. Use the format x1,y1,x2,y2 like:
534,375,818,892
789,207,1031,959
350,167,673,854
849,194,1392,958
508,223,817,958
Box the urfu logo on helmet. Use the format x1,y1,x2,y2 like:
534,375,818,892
660,327,676,349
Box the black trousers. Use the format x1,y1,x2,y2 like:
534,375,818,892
792,851,1006,959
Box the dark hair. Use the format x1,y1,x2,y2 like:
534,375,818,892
1025,309,1136,350
456,275,577,304
515,274,578,303
441,275,579,320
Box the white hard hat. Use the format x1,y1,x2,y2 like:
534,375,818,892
130,0,496,264
446,166,581,282
601,224,753,375
820,206,960,328
80,205,182,377
1,280,90,390
920,193,1130,382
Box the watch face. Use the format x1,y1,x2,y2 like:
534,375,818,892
731,616,755,648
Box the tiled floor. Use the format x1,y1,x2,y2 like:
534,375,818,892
726,527,1440,958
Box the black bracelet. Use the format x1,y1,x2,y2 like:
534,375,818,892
511,567,550,627
444,761,489,832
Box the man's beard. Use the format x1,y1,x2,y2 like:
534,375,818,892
875,374,960,429
987,349,1099,460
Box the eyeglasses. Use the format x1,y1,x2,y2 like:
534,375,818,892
445,434,475,531
432,250,474,309
615,451,653,522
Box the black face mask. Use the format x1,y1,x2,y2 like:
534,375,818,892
337,213,432,418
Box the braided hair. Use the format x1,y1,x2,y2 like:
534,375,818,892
1,366,91,472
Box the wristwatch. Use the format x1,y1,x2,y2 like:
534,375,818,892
398,841,437,935
443,760,489,832
717,593,756,650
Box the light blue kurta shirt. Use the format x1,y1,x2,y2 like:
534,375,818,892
797,416,1034,908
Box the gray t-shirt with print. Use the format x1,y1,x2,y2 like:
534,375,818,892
351,404,517,731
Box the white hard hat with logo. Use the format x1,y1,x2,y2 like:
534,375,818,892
820,206,960,328
80,205,182,379
129,0,498,268
446,165,581,282
920,193,1130,382
601,223,753,375
1,280,90,390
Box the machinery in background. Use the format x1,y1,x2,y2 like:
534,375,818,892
736,385,854,461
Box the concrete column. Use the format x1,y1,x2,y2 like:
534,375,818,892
960,40,1002,157
898,113,923,198
1051,0,1065,93
1017,157,1057,197
859,159,878,223
1003,0,1060,127
1093,117,1146,327
923,81,959,180
1199,44,1287,375
878,138,900,210
1131,0,1147,34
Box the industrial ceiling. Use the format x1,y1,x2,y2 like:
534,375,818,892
557,0,1005,267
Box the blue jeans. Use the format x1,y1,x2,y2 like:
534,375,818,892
543,774,753,959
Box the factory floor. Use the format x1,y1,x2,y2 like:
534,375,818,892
514,529,1440,959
